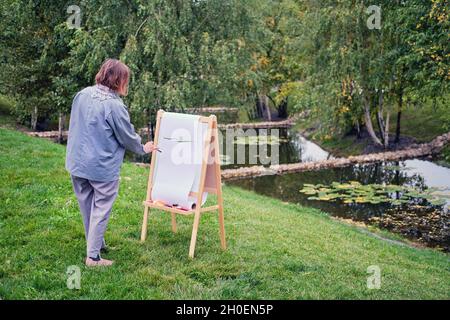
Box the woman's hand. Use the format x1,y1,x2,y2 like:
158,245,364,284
143,141,159,153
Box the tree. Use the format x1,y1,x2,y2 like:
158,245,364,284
59,0,257,137
0,0,71,131
244,0,305,120
288,0,449,148
387,0,449,142
1,0,258,136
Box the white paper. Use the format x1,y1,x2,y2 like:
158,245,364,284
151,112,208,210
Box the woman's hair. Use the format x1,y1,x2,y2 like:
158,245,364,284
95,59,130,96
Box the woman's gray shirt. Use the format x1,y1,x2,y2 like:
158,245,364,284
65,85,145,182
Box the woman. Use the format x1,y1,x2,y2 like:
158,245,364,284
66,59,156,267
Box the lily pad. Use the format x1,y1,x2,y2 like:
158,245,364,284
429,198,447,206
384,165,412,171
299,181,448,208
300,188,317,195
234,135,287,145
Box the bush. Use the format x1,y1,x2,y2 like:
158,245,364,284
0,95,15,115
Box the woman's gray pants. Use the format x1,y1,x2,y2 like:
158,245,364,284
71,175,119,258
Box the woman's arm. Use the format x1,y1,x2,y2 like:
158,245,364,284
106,102,146,155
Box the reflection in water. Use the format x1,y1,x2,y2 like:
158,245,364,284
221,128,331,168
228,160,450,251
293,135,333,162
403,160,450,203
130,127,332,167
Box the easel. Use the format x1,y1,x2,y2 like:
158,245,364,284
140,110,226,258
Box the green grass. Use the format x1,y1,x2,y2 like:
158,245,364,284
292,115,366,157
0,127,449,299
394,103,449,143
320,136,366,157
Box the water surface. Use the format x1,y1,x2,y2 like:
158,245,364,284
228,160,450,251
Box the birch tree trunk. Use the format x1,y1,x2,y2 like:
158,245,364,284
363,95,383,146
355,119,361,138
383,111,390,148
31,106,38,131
375,91,386,145
58,112,66,144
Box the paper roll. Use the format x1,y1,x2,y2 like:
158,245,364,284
151,112,208,210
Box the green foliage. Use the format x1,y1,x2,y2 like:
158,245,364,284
409,0,449,96
0,95,15,114
0,0,447,144
246,1,305,107
0,0,259,128
117,0,256,116
442,145,450,165
284,0,449,143
0,0,76,126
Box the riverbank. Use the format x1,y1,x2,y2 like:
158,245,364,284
0,127,449,299
220,132,449,180
294,102,450,164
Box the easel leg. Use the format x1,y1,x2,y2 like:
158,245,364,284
218,205,226,250
171,213,177,233
211,118,226,251
189,210,202,258
140,206,149,242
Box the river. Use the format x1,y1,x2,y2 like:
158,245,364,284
225,129,450,251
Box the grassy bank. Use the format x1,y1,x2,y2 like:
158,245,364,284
0,127,449,299
295,101,449,158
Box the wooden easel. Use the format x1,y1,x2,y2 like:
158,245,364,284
140,110,226,258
